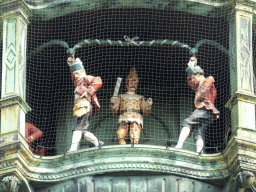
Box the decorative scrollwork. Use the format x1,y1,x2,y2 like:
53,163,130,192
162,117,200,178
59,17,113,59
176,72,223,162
0,175,22,192
29,36,229,58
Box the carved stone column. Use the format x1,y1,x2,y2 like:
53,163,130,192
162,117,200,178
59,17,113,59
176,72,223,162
0,0,31,136
226,2,256,131
225,4,256,192
0,175,21,192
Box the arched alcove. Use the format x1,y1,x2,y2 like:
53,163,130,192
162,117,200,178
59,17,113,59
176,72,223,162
26,8,230,155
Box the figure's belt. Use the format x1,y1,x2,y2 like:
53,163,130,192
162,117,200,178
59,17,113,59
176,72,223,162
74,96,91,104
120,109,140,113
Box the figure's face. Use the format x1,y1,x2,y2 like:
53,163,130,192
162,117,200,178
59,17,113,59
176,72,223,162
126,78,138,92
191,74,201,85
73,69,86,81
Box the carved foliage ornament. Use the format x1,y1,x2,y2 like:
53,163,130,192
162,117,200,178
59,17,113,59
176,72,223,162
0,176,21,192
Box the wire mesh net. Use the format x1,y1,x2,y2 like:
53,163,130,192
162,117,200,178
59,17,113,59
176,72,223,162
20,3,232,155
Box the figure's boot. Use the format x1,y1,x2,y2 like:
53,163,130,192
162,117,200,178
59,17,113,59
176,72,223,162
196,138,204,154
118,139,126,145
68,131,82,152
174,127,190,149
117,129,127,145
84,131,104,147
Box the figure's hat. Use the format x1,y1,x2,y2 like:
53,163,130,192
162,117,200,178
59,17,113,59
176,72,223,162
69,58,84,72
126,66,139,82
186,66,203,77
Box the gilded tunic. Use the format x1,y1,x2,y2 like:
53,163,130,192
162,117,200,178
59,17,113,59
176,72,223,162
110,93,151,127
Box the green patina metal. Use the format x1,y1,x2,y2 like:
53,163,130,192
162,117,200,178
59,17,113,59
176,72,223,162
25,0,230,21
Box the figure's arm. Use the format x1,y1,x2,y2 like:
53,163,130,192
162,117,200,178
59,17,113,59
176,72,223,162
67,56,77,86
110,96,120,114
86,76,103,95
25,123,43,142
79,76,103,100
186,56,198,91
142,97,152,116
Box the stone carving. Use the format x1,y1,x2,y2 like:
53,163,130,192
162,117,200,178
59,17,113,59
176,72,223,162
1,0,31,98
17,160,229,182
229,16,237,74
0,175,21,192
239,16,253,92
236,171,255,189
5,20,16,71
18,22,26,98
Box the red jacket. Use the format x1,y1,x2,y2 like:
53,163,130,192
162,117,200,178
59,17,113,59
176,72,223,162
71,74,103,117
187,76,219,118
25,123,46,156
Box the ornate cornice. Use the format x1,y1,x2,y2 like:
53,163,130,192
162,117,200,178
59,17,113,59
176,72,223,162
1,131,256,186
235,2,254,13
24,0,229,21
225,90,256,109
18,148,230,182
223,132,256,174
0,132,229,182
0,0,31,22
0,95,31,113
25,0,230,9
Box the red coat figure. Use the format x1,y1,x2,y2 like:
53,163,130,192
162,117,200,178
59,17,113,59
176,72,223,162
175,56,219,153
67,56,104,152
187,76,219,118
25,123,46,156
71,73,102,117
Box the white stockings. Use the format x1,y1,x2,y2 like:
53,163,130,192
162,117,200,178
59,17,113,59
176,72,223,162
68,131,82,152
196,138,204,153
174,127,190,149
84,131,104,147
175,127,204,153
68,130,104,152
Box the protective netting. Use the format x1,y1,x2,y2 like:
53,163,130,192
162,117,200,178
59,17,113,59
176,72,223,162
25,6,231,155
